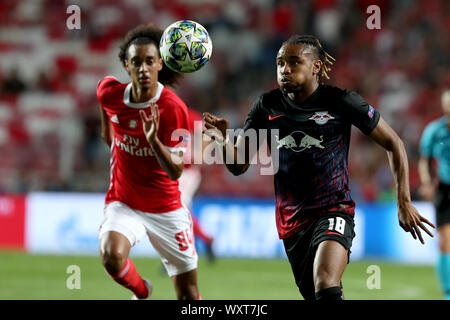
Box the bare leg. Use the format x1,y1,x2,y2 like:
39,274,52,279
313,240,348,299
171,269,199,300
100,231,150,299
100,231,131,274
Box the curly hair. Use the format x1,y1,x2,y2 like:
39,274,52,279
283,35,335,83
118,24,182,87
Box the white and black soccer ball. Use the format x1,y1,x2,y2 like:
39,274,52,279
160,20,213,73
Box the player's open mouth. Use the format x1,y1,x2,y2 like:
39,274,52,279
280,77,291,83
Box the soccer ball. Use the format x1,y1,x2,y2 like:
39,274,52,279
160,20,213,73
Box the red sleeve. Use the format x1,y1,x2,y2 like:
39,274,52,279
96,76,120,107
159,99,190,150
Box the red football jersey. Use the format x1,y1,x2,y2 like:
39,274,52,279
97,76,190,213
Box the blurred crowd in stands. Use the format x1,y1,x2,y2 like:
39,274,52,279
0,0,448,202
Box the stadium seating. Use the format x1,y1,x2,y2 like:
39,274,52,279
0,0,448,200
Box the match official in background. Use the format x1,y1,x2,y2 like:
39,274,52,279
419,89,450,300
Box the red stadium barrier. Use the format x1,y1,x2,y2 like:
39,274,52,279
0,194,25,250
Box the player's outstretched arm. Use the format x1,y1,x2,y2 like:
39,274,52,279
202,112,252,176
99,104,113,146
139,103,184,181
369,116,436,244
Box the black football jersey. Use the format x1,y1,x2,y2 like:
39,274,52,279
242,85,380,239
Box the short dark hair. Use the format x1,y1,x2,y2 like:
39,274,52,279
283,35,335,82
118,24,182,87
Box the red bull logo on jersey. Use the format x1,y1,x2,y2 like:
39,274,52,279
275,131,325,152
308,111,335,125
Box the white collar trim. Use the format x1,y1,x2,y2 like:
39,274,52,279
123,81,164,108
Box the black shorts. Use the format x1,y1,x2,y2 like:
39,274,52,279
282,212,356,300
435,182,450,228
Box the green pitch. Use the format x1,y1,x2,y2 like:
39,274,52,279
0,251,442,300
